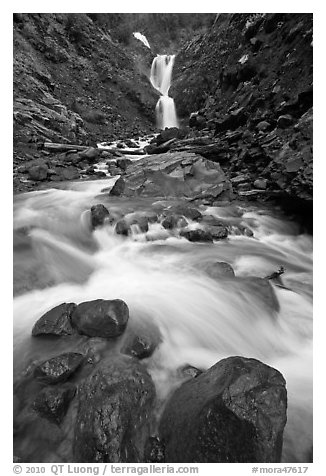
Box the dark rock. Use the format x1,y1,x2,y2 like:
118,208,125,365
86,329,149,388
189,113,207,129
121,332,157,360
73,355,156,462
71,299,129,338
61,166,80,180
28,164,48,181
115,219,130,236
90,204,111,229
205,225,228,240
116,158,132,171
264,13,284,34
277,114,293,128
170,205,202,221
32,302,77,337
180,229,213,243
257,121,271,132
206,261,235,279
159,356,287,463
110,177,125,196
161,214,187,230
33,383,76,424
115,216,149,236
79,147,100,161
34,353,84,384
144,437,165,463
179,365,203,379
155,127,185,146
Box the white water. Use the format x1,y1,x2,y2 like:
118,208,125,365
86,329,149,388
13,180,312,462
133,32,151,49
150,55,179,129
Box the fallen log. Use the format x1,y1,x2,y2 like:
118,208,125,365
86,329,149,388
43,142,88,152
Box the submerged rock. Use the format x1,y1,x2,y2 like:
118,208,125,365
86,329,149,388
159,356,287,463
205,261,235,279
33,383,76,424
161,214,187,230
71,299,129,338
73,355,156,462
34,353,84,384
32,302,77,337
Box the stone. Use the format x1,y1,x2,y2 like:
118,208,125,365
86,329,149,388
28,164,48,181
73,355,156,462
61,166,80,180
161,214,187,230
277,114,293,128
179,365,203,379
205,225,228,240
285,157,303,173
159,356,287,463
79,147,100,161
71,299,129,338
121,323,161,360
169,205,202,221
205,261,235,279
34,353,84,384
257,121,271,132
115,219,130,236
254,179,268,189
90,204,111,229
180,229,213,243
110,177,125,196
32,302,77,337
33,383,76,424
116,158,132,171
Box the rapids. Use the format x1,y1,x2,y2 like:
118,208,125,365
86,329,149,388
13,178,312,463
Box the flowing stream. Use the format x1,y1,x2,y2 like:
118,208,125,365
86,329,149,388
13,175,313,462
150,55,179,129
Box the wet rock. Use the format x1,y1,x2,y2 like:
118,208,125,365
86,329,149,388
115,219,130,236
90,204,111,229
110,177,125,196
189,113,207,129
155,127,185,145
206,261,235,279
180,229,213,243
34,353,84,384
254,178,268,189
170,205,202,221
121,322,161,360
32,302,77,337
237,277,280,313
73,355,156,463
277,114,293,128
33,383,76,424
115,216,149,236
179,365,203,379
161,214,187,230
71,299,129,338
28,164,49,181
144,437,165,463
159,356,287,463
61,166,80,180
205,225,228,240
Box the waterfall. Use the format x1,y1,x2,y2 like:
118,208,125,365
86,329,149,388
150,55,179,130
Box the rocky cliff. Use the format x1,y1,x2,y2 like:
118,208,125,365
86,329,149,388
171,13,313,219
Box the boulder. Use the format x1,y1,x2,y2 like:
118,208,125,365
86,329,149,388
71,299,129,338
257,121,271,132
277,114,293,128
61,166,80,180
73,355,156,462
155,127,184,146
180,229,213,243
121,323,161,360
159,356,287,463
115,219,130,236
33,383,76,424
205,261,235,279
110,177,125,196
28,164,48,181
90,204,111,229
254,179,268,189
79,147,100,161
169,205,202,221
161,214,187,230
32,302,77,337
34,353,84,384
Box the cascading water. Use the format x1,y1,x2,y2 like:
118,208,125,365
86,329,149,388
13,178,312,463
150,55,179,129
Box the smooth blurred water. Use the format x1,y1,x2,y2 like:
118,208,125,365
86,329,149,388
13,179,313,462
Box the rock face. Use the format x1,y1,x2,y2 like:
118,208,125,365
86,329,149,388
71,299,129,338
73,355,156,462
159,356,287,463
112,151,233,203
172,14,312,204
33,383,76,424
32,302,76,336
34,353,84,384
